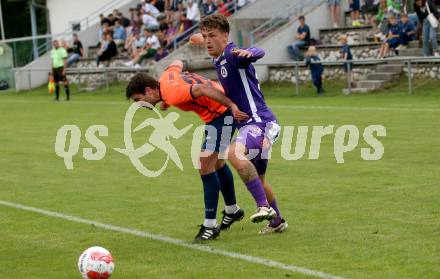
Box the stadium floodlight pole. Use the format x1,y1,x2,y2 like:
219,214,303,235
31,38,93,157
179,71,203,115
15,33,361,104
0,0,5,40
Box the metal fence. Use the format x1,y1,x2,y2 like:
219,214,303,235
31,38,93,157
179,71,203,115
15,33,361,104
256,56,440,96
5,56,440,94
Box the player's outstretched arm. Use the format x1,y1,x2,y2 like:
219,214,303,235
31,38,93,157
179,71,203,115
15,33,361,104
232,47,265,63
191,84,249,122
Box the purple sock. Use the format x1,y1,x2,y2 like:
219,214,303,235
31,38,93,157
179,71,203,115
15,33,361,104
245,178,269,207
270,200,281,217
269,200,282,227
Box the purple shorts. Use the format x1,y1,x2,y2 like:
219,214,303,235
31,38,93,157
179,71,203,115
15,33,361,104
235,122,281,175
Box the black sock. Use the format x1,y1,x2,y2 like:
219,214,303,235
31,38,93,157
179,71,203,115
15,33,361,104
55,85,60,100
65,85,70,100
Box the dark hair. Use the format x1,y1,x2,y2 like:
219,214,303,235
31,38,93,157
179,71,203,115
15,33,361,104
299,15,305,20
126,73,159,99
200,14,230,33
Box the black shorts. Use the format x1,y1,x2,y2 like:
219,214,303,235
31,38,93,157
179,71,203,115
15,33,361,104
52,67,67,83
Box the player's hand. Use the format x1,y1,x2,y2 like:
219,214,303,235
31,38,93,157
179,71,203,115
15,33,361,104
230,104,249,122
232,48,253,58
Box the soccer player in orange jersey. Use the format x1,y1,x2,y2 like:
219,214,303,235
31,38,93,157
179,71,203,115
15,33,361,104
126,60,248,241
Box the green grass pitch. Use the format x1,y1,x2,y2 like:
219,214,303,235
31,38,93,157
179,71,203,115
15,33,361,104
0,79,439,279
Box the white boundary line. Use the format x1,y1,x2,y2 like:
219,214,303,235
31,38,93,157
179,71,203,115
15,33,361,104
0,200,348,279
0,99,439,112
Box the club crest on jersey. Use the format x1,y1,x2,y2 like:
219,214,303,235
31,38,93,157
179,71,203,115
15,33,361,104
220,66,228,78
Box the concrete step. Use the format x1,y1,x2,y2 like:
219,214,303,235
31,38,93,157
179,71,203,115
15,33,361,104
398,48,422,57
376,64,404,73
356,80,385,90
408,40,420,48
343,87,371,94
366,72,400,81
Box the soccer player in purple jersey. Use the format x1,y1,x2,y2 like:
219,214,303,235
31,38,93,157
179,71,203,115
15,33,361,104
199,14,288,234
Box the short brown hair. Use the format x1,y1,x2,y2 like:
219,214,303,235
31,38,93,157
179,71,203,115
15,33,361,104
126,73,159,99
200,14,230,33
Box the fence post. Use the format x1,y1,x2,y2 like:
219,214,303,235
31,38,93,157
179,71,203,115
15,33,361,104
407,60,413,95
104,68,109,91
28,69,31,91
249,33,254,48
295,62,300,96
77,71,81,92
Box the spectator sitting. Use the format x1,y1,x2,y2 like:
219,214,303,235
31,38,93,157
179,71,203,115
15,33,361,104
202,0,217,16
305,46,324,95
378,15,402,58
186,0,201,27
142,12,159,29
361,0,380,24
66,33,84,66
99,14,111,26
154,46,169,61
113,20,127,46
386,0,401,15
118,12,131,28
107,13,117,27
124,28,160,67
97,32,117,67
216,0,231,17
287,15,310,61
399,13,416,47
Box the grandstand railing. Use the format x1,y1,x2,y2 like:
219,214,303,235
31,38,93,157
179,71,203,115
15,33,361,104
248,0,325,47
0,0,134,67
9,56,440,95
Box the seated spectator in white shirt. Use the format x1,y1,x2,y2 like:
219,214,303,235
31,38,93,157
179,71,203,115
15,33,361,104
186,0,200,26
142,13,159,28
144,0,160,17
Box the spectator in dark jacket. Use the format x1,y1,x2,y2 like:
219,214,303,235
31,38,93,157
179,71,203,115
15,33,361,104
202,0,217,16
97,32,117,67
305,46,324,95
287,15,311,61
414,0,440,56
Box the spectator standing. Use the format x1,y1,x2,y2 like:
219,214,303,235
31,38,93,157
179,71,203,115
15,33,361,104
305,46,324,95
339,35,354,89
350,0,362,26
287,15,310,61
414,0,440,56
362,0,380,23
97,32,118,67
66,33,84,66
51,40,70,101
327,0,341,27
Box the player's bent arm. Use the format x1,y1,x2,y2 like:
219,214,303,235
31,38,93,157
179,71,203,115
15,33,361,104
191,84,249,121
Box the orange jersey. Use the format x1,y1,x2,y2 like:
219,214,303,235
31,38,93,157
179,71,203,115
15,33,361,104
159,63,228,123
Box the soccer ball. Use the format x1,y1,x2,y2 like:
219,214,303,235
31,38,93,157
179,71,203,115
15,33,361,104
189,33,205,45
77,246,115,279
